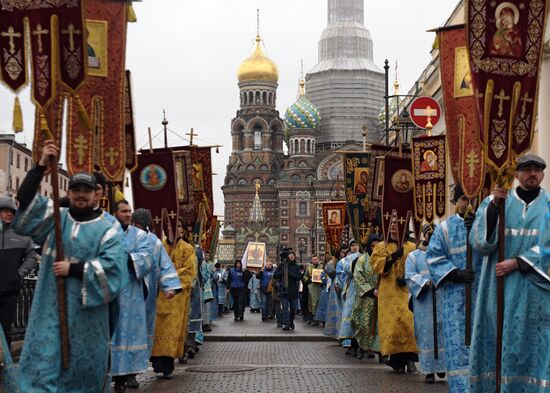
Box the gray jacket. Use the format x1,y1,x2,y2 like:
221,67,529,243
0,222,38,294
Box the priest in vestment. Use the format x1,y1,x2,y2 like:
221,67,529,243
323,250,347,339
405,224,446,383
151,222,197,378
8,142,127,392
469,155,549,393
370,219,418,373
111,201,154,391
303,254,324,325
338,240,361,355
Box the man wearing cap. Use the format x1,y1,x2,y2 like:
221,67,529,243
469,154,549,393
426,183,479,392
405,224,446,384
8,140,127,392
0,196,37,347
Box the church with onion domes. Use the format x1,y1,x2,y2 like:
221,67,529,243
221,0,385,263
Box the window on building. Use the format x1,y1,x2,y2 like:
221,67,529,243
15,177,19,190
16,154,20,169
298,201,308,216
253,126,262,150
24,157,28,171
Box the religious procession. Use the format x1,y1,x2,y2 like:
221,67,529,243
0,0,548,393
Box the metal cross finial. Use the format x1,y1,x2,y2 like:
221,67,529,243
257,9,260,36
186,128,198,146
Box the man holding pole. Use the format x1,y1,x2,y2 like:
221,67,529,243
10,141,128,392
469,155,549,393
426,184,477,392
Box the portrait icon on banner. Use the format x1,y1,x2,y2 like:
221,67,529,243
140,164,167,191
354,168,369,197
327,209,342,226
490,2,522,58
420,150,438,173
191,162,204,191
86,20,108,77
312,269,323,283
391,170,413,193
175,160,188,202
246,242,265,269
454,47,474,98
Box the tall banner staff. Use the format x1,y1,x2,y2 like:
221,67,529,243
467,1,548,391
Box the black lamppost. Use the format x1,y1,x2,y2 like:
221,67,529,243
309,228,316,256
298,239,306,264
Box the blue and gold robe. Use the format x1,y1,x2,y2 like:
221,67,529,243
405,249,446,375
427,214,478,392
323,258,346,339
339,252,361,341
111,225,154,376
11,195,127,392
469,190,549,393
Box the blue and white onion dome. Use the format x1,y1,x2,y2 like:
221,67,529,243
284,80,321,130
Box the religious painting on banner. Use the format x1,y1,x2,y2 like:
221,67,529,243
468,0,548,174
0,0,87,109
411,135,446,223
438,25,485,198
66,1,128,178
321,202,346,256
243,242,266,270
187,146,214,229
381,157,415,244
124,70,138,173
131,149,179,239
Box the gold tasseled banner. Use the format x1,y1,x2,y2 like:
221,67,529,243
127,4,137,22
13,96,23,133
74,95,92,132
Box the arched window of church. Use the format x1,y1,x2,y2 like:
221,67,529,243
249,91,253,104
262,91,267,105
255,91,261,105
294,139,299,154
260,164,269,172
291,174,301,181
299,201,307,216
268,92,273,105
238,178,247,185
306,139,311,154
300,139,305,154
243,93,247,105
253,125,262,150
312,141,315,154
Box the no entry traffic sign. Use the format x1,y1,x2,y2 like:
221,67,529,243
410,96,442,129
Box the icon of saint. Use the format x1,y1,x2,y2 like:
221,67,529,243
420,150,438,173
490,4,523,58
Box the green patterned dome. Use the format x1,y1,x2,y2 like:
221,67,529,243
284,81,321,130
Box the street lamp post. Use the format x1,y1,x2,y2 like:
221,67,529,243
309,228,316,256
298,239,305,264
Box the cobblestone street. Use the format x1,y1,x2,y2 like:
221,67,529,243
135,310,448,393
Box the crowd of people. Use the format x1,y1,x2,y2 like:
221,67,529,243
0,141,548,393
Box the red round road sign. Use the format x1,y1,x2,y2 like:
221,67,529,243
409,96,442,129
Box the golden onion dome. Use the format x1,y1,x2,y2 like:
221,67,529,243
237,35,279,84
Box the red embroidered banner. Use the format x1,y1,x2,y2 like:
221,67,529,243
468,0,548,171
131,149,179,240
381,157,415,244
321,202,347,255
411,135,446,223
124,70,138,173
0,0,86,109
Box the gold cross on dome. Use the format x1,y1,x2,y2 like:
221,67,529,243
493,89,510,118
32,24,49,54
1,26,22,55
61,23,81,51
105,147,119,166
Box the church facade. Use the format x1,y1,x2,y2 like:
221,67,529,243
221,0,384,264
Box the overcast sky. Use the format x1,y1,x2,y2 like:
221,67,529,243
0,0,460,216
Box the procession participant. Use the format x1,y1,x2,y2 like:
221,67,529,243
469,155,549,393
338,240,362,356
303,255,324,326
200,248,214,332
351,234,381,360
93,171,120,227
111,200,154,391
370,218,418,373
273,251,302,330
151,220,197,379
186,247,204,358
226,259,252,321
212,263,228,318
248,269,262,313
323,250,346,339
0,196,37,348
426,184,476,392
256,261,275,321
269,272,283,326
11,141,127,392
313,257,332,327
405,224,446,383
131,209,181,353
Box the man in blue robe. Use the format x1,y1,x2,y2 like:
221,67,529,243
406,224,446,384
7,141,127,392
111,201,154,391
338,240,361,356
131,209,181,354
427,184,478,392
469,154,549,393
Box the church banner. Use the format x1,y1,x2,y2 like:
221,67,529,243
32,88,66,164
381,157,415,244
411,135,446,223
124,70,138,173
66,0,128,179
131,149,179,240
439,25,485,199
468,0,548,171
344,152,371,249
321,201,347,255
0,0,87,109
173,150,195,228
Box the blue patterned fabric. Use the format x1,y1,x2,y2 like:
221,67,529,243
339,252,360,341
248,274,262,309
201,261,213,325
11,195,127,392
0,325,20,392
314,273,329,322
469,190,550,393
212,268,228,305
405,249,446,375
111,225,154,376
427,214,479,392
323,258,347,338
144,231,181,353
188,274,203,335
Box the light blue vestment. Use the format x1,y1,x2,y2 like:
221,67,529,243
212,268,228,305
248,274,261,310
11,195,127,392
339,252,361,341
427,214,479,392
201,260,213,325
144,231,181,353
314,272,329,323
323,258,346,339
111,225,154,376
469,190,550,393
405,249,446,375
